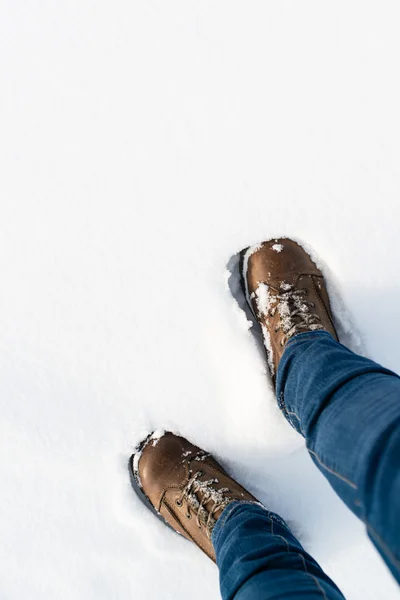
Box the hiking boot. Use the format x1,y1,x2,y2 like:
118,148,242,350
241,238,338,381
129,431,259,562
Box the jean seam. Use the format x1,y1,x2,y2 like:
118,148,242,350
365,521,400,567
278,391,291,420
307,447,358,490
272,512,327,599
278,390,305,435
271,515,291,553
268,512,289,530
286,410,306,436
300,553,328,600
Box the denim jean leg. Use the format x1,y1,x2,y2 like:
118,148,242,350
276,331,400,582
212,501,345,600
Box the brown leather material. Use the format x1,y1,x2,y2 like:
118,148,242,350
133,432,258,562
243,239,338,380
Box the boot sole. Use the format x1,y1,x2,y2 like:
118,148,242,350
239,246,257,320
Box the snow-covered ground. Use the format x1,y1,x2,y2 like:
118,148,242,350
1,2,400,598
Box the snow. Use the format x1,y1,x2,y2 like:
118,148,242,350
132,450,143,488
272,243,284,253
255,282,272,317
261,324,276,378
150,429,165,446
1,2,400,599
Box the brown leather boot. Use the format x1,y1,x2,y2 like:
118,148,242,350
129,431,259,562
242,238,338,381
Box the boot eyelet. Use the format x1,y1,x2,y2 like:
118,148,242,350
198,470,205,477
186,513,192,520
175,499,183,507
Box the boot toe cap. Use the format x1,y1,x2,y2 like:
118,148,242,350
133,432,198,508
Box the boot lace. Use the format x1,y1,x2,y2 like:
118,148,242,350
176,466,233,538
271,283,324,345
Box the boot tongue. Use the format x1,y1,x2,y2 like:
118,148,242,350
185,455,234,527
277,282,325,340
191,477,231,523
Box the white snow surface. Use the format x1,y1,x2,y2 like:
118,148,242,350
1,2,400,599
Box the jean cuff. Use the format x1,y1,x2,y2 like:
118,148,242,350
211,501,291,550
284,329,334,351
211,501,261,547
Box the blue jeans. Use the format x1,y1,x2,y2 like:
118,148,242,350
212,331,400,599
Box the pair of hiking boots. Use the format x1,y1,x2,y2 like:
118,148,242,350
130,239,338,562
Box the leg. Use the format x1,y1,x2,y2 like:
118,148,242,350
277,330,400,582
131,432,346,599
213,501,345,600
242,238,400,582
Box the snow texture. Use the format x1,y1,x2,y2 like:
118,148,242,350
261,324,276,377
150,429,165,446
255,283,273,317
1,2,400,600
